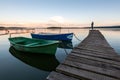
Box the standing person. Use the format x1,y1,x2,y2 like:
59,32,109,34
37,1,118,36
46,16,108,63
91,21,94,30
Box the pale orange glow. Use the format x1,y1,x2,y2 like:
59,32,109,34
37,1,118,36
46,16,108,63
0,21,120,27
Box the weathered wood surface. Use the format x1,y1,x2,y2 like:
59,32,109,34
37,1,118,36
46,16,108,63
47,71,79,80
47,30,120,80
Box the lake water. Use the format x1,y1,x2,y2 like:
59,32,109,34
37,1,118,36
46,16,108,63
0,28,120,80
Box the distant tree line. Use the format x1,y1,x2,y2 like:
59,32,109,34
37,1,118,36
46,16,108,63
0,26,6,30
47,27,61,29
0,26,34,30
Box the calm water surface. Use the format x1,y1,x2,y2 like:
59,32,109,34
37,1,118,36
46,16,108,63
0,28,120,80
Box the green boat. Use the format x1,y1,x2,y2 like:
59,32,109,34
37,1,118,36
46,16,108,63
8,37,59,55
9,46,59,71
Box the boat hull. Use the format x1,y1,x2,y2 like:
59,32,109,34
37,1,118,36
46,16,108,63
11,43,58,55
31,33,73,41
9,37,59,55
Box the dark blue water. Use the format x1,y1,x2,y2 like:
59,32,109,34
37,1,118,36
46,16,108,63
0,28,120,80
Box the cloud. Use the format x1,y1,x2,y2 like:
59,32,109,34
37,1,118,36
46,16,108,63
49,16,65,23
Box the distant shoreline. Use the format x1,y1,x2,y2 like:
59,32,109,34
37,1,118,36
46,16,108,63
46,26,120,29
0,26,120,30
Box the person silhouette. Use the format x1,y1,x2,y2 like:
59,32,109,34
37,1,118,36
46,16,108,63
91,21,94,30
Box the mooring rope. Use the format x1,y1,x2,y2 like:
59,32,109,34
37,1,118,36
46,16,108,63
73,33,81,41
63,48,69,55
59,41,69,55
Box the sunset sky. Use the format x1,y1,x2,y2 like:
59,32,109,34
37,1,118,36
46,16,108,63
0,0,120,27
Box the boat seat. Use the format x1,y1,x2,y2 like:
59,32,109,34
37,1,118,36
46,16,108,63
25,42,41,46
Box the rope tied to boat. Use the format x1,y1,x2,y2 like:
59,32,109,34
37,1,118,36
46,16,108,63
73,33,81,41
59,41,69,55
63,48,69,55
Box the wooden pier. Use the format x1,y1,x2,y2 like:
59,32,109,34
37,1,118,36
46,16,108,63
47,30,120,80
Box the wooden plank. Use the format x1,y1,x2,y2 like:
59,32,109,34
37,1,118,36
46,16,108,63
70,52,120,66
78,38,111,48
73,47,119,57
77,30,114,49
56,64,118,80
78,43,114,50
77,46,116,55
66,54,120,71
47,71,79,80
73,48,114,56
63,60,120,79
75,47,118,55
76,35,116,55
72,48,120,62
79,38,111,46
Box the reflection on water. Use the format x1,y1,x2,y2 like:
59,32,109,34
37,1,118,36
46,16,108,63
58,41,73,49
0,28,120,80
9,46,59,72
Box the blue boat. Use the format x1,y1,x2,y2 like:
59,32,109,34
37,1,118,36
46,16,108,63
31,33,73,41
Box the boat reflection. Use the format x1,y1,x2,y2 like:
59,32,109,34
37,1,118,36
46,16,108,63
9,46,59,72
58,41,73,49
